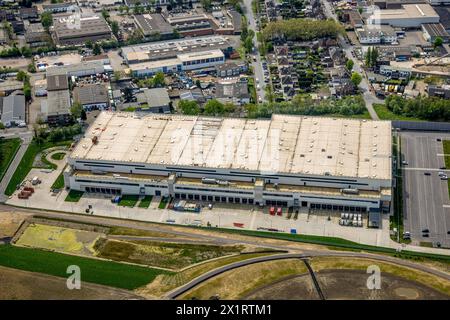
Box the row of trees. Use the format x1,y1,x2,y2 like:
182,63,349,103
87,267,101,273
178,99,235,116
246,95,367,118
262,18,343,41
385,95,450,121
0,45,33,58
365,47,379,68
34,124,82,144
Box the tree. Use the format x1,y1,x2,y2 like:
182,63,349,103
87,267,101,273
93,43,102,55
178,100,200,115
16,70,28,82
201,0,212,10
114,71,122,81
151,72,165,87
27,63,36,73
70,102,83,119
111,21,119,37
204,99,225,115
80,109,87,121
123,87,134,102
346,59,354,71
41,12,53,31
351,72,362,87
434,37,443,48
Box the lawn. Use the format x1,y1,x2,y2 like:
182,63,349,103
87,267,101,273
0,138,20,182
138,195,153,208
5,140,72,196
443,141,450,168
158,196,169,209
118,195,139,207
0,245,171,290
95,238,243,270
51,152,66,160
51,172,65,190
373,104,422,121
443,141,450,198
65,190,84,202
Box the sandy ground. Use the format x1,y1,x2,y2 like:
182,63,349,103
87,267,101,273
0,266,143,300
244,273,319,300
317,269,448,300
244,269,448,300
0,57,31,70
0,212,29,239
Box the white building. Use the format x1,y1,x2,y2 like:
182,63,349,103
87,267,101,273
367,4,440,28
356,25,398,44
130,49,225,77
65,112,393,213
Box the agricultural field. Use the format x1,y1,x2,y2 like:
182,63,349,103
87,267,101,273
0,245,172,290
0,266,143,300
95,238,244,270
16,223,102,256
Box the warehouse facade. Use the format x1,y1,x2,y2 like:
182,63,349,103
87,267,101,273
65,112,393,213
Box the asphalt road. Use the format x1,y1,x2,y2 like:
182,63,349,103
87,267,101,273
320,0,381,120
242,0,266,103
401,131,450,247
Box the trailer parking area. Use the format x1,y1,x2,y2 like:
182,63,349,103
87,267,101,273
401,131,450,248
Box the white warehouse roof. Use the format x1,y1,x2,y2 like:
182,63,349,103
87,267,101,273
70,112,392,180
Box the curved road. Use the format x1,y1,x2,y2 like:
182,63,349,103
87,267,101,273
166,251,450,299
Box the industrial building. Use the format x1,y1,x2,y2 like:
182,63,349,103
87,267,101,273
64,112,393,213
129,49,225,77
367,4,440,28
41,74,72,126
133,14,175,39
53,14,113,46
121,35,233,64
72,84,109,111
422,23,450,43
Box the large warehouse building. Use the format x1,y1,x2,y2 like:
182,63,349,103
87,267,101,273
367,4,440,28
64,112,393,213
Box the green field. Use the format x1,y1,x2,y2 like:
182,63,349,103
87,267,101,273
65,190,84,202
95,239,243,270
158,197,169,209
0,138,20,182
5,140,72,195
443,141,450,168
443,141,450,198
0,245,172,290
138,195,153,208
119,195,139,207
373,104,422,121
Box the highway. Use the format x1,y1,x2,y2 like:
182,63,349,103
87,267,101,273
320,0,381,120
242,0,266,103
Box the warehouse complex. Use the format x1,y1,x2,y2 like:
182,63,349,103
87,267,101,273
64,112,393,213
367,3,440,28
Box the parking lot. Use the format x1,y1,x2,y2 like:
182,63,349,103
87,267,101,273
5,166,392,248
401,131,450,248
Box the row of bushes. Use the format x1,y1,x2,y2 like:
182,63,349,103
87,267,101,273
384,95,450,122
246,95,366,118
